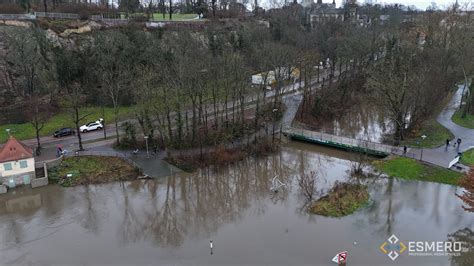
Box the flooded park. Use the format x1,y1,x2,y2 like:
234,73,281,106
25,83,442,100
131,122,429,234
296,93,393,143
0,141,472,265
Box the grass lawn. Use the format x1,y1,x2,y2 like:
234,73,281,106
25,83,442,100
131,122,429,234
452,109,474,129
460,149,474,166
48,156,140,187
310,182,369,217
404,118,454,148
374,157,463,186
0,106,133,144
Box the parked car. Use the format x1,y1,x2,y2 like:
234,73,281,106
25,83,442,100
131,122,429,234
53,128,76,138
80,121,103,133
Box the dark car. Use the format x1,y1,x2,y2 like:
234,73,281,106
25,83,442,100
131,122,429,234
53,128,75,138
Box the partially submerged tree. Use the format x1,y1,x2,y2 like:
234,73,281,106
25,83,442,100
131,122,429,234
368,38,418,142
297,171,319,204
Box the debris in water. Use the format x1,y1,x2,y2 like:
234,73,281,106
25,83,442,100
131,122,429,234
271,176,286,192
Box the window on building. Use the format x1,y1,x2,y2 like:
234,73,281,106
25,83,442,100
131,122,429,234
20,160,28,169
4,163,12,171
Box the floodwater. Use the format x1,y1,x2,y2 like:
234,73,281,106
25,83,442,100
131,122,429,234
0,142,472,266
305,100,392,143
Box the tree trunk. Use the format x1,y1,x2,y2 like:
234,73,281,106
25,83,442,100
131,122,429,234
169,0,173,20
75,108,84,151
36,128,41,154
102,106,107,140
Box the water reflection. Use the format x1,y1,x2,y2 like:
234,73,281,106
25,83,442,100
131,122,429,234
0,143,472,265
306,100,392,142
115,155,295,247
448,228,474,265
1,194,41,214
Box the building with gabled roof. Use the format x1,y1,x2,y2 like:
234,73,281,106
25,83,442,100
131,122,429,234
0,136,36,188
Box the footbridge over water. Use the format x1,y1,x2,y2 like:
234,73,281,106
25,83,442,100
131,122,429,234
280,84,469,170
282,127,397,157
280,92,398,158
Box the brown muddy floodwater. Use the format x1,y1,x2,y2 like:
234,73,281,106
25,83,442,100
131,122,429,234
303,101,392,143
0,142,472,266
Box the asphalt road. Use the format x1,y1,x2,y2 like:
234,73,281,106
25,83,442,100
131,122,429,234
13,67,338,161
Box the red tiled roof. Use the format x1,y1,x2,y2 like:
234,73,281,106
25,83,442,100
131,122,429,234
0,136,33,163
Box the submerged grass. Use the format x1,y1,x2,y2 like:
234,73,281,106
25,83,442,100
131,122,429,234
310,182,369,217
373,157,463,186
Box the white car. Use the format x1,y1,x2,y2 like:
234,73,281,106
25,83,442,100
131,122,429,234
80,121,103,133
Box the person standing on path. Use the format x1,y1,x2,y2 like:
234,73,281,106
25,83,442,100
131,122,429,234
457,138,462,150
403,145,407,155
446,139,450,149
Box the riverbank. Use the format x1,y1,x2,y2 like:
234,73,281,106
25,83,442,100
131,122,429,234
373,157,463,186
1,141,472,266
48,155,141,187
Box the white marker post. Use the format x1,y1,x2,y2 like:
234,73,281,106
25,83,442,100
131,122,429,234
210,240,213,255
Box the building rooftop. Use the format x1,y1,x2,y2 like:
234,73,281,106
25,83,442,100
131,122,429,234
0,136,33,163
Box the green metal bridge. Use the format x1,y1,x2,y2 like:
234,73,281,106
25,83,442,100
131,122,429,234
283,128,397,157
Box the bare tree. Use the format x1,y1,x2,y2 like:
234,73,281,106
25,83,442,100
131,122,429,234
25,96,50,155
297,171,319,204
94,32,132,146
55,48,89,151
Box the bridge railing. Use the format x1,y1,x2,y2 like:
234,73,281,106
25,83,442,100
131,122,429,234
34,12,79,20
287,128,395,154
0,13,35,20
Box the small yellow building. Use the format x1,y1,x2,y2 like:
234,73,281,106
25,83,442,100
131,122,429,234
0,136,35,188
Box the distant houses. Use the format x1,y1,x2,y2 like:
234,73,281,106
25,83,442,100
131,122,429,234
0,136,36,189
251,67,300,88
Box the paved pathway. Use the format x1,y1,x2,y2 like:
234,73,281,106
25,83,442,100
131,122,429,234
403,84,474,168
285,83,473,169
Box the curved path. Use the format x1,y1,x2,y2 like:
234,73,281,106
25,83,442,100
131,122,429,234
405,84,474,168
437,84,474,147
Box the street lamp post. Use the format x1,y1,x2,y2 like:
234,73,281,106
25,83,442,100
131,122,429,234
144,136,149,158
420,135,427,161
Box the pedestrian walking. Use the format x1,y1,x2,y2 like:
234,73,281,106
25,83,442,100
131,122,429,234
56,147,62,158
446,139,450,148
457,138,462,149
403,145,407,154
